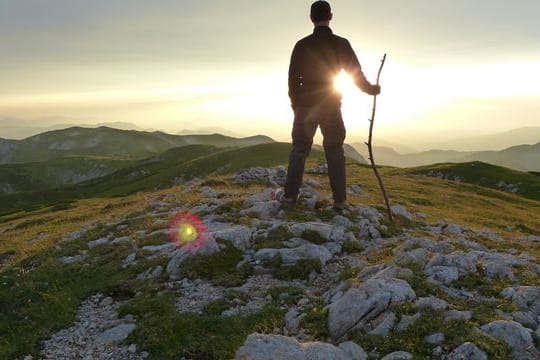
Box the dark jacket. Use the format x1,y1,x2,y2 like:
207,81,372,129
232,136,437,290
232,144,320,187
288,26,372,107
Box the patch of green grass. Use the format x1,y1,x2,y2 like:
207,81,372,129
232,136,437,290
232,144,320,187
451,271,505,298
300,298,328,340
0,227,136,359
274,258,321,281
342,240,364,254
224,289,250,302
301,229,327,245
212,200,244,222
401,265,443,298
516,223,540,236
281,205,317,222
136,231,168,247
202,298,231,316
315,208,337,222
266,286,305,306
119,292,285,359
338,265,359,281
514,268,540,287
180,245,248,287
365,244,397,266
253,225,290,250
353,307,513,359
399,161,540,202
200,178,228,187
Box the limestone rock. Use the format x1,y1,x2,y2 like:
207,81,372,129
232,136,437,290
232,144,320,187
235,333,356,360
94,323,136,346
396,313,421,332
424,332,444,345
426,252,477,274
88,237,110,249
509,286,540,319
111,236,132,245
136,266,163,280
425,265,459,285
240,200,281,220
58,254,87,264
368,311,396,336
448,342,487,360
480,320,539,359
328,277,416,340
444,310,472,322
442,224,464,236
211,225,253,251
391,205,414,220
395,248,428,268
122,253,137,268
141,243,177,256
254,243,332,267
284,309,305,335
380,351,413,360
338,341,368,360
289,222,333,241
415,296,449,310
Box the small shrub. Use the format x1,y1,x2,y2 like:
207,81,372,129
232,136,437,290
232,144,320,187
342,240,364,253
301,230,327,245
200,178,228,187
180,245,244,286
338,265,359,281
266,286,305,305
254,225,290,250
274,258,321,280
301,298,329,339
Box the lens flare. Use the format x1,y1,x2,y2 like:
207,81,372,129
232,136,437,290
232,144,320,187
169,212,207,249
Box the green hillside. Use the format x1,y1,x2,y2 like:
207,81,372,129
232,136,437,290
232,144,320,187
0,143,325,215
395,161,540,201
0,157,135,194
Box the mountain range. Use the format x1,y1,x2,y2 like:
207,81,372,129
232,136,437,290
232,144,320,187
0,118,153,140
0,126,275,164
353,142,540,172
1,124,539,215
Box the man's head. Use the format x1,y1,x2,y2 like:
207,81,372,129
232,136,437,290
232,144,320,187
310,1,332,24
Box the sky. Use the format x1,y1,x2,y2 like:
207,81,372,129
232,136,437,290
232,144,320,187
1,0,539,148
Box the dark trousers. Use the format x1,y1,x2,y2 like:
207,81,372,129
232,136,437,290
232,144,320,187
284,105,346,203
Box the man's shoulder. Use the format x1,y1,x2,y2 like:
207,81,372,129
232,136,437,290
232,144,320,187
331,33,351,45
295,33,350,45
295,33,314,45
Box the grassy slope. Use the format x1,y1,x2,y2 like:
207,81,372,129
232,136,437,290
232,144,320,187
0,157,135,192
1,159,540,358
393,161,540,201
0,142,325,216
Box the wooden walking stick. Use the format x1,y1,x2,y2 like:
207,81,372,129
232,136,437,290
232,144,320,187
366,54,393,221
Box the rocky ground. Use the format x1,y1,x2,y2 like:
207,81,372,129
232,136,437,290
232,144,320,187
29,166,540,359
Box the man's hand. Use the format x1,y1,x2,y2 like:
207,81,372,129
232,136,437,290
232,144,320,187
368,84,381,96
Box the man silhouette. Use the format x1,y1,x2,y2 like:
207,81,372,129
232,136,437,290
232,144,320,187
282,0,380,211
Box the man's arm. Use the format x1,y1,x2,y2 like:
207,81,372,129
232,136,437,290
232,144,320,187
342,40,380,96
288,42,302,107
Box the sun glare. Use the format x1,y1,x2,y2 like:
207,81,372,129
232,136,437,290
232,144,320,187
334,70,357,96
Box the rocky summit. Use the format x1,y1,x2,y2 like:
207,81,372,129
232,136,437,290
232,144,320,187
2,165,540,360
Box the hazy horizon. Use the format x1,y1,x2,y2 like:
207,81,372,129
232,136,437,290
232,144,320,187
1,0,539,147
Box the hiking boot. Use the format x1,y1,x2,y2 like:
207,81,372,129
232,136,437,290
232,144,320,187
332,201,347,212
280,196,297,208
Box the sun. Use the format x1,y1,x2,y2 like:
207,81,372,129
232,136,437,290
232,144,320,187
333,70,357,97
